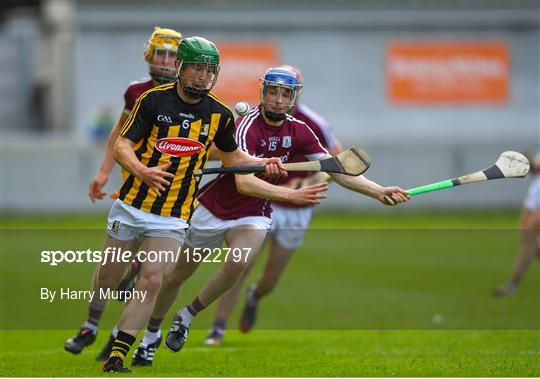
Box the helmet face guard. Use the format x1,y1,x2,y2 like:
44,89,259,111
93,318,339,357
177,61,219,99
148,47,179,84
176,36,220,99
145,27,182,84
260,67,303,122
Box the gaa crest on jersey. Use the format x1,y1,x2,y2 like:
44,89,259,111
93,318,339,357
157,114,173,124
282,136,291,148
112,220,120,233
155,137,204,157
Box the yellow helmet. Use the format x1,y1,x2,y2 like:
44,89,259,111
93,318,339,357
145,27,182,84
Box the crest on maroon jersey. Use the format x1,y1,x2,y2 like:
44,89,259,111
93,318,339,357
282,136,291,148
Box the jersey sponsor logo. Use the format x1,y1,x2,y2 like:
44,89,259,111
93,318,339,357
179,112,195,119
282,136,291,148
157,114,173,124
155,137,204,157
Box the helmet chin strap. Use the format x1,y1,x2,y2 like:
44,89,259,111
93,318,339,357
150,72,173,85
183,85,206,99
264,109,287,122
150,72,165,84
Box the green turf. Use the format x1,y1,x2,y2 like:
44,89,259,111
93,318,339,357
0,209,523,229
1,211,539,376
1,330,539,377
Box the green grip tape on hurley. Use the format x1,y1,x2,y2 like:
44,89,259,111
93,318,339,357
407,179,455,196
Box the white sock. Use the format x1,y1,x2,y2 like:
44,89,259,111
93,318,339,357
178,307,194,327
142,329,161,346
112,326,118,338
83,321,98,334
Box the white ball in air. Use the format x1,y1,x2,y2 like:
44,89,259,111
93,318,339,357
234,101,250,116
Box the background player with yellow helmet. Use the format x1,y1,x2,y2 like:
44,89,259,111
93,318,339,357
88,26,183,203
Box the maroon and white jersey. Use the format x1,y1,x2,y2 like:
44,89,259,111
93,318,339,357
118,77,156,183
123,77,155,114
197,105,328,220
274,103,339,208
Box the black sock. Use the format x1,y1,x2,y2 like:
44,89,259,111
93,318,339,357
108,330,136,362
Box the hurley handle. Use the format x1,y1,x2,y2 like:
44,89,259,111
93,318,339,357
193,165,267,176
382,179,456,205
406,179,455,196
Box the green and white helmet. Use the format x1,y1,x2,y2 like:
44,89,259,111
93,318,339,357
176,36,220,99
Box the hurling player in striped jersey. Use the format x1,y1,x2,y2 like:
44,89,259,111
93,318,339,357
129,66,408,357
65,27,182,360
205,65,345,345
68,35,288,373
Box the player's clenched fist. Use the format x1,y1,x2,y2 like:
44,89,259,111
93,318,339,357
264,157,288,177
139,162,175,197
379,186,410,206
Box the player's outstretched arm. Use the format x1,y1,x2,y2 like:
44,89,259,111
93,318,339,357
216,147,287,177
88,111,129,202
235,174,328,205
114,135,174,197
329,172,409,206
286,172,332,190
285,140,343,189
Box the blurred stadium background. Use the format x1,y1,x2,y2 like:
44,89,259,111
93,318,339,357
1,0,538,213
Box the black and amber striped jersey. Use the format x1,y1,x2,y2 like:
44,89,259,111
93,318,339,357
118,81,237,220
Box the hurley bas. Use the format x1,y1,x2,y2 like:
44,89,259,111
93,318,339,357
40,287,147,303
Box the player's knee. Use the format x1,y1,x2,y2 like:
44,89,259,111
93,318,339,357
136,273,164,295
162,272,184,290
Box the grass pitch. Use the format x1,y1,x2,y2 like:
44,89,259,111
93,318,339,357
1,330,539,377
1,211,539,376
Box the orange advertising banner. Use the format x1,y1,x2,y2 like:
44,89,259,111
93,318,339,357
212,42,280,107
388,42,509,104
